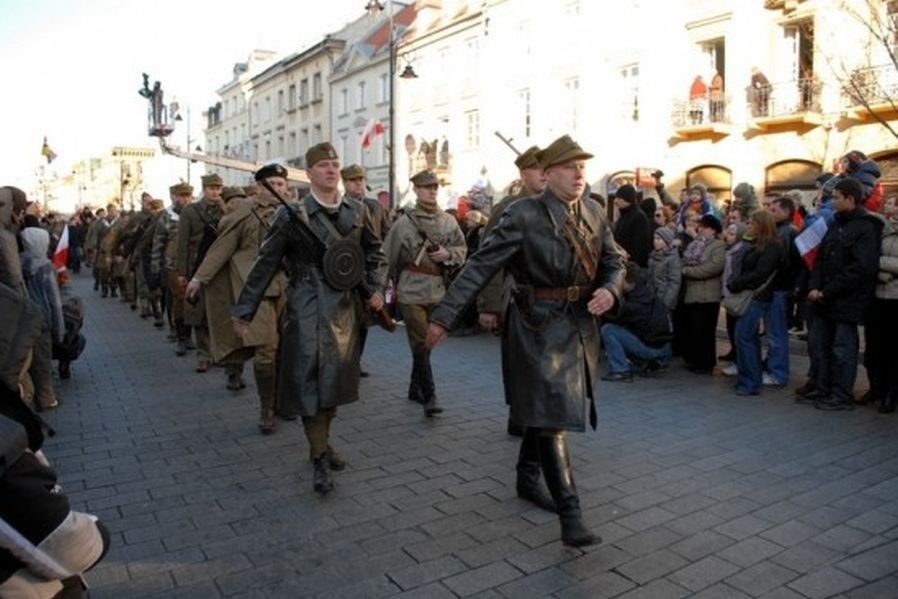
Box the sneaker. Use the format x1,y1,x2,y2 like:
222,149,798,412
721,364,738,377
794,380,816,397
762,373,784,387
788,327,804,337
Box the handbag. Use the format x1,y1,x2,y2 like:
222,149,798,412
722,271,776,316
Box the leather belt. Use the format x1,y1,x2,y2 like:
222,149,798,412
405,264,442,277
532,285,593,302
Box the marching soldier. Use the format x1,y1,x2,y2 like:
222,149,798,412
383,169,467,416
120,193,158,318
84,207,106,291
95,204,120,298
341,164,389,376
478,145,547,437
176,174,224,372
151,183,193,354
426,135,626,547
187,181,287,434
232,143,387,495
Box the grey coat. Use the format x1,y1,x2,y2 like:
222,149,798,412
232,196,387,417
647,248,681,310
431,190,626,432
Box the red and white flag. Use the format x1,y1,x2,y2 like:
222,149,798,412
795,217,827,270
53,224,69,273
360,118,385,149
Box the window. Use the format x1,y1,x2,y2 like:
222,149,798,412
564,0,580,16
379,73,389,103
253,143,259,160
357,81,367,109
253,102,259,127
301,128,309,152
263,96,271,122
518,88,531,139
339,135,348,163
277,90,284,114
340,88,349,115
313,73,322,101
288,84,296,110
619,65,639,121
465,110,480,149
563,76,580,131
288,132,297,157
277,136,284,158
313,124,322,145
300,79,309,106
264,140,271,160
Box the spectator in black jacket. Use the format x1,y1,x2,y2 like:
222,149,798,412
613,184,652,267
764,195,801,387
803,178,882,411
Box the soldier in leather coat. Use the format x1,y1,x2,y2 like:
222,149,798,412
426,135,626,547
232,143,387,495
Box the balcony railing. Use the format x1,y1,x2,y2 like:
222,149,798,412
842,64,898,109
747,77,822,119
672,93,732,128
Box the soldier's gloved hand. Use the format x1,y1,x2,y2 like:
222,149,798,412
588,288,615,317
425,323,448,349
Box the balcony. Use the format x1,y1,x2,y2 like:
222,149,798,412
748,77,823,130
842,64,898,120
671,94,734,140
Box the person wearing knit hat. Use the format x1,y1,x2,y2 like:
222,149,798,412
425,133,626,548
648,226,682,313
732,182,758,216
676,182,715,227
613,183,652,267
719,220,750,369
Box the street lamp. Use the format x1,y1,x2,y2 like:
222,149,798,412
366,0,416,208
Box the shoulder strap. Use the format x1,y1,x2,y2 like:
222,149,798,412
540,199,599,281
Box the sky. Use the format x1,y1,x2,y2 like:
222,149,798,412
0,0,365,192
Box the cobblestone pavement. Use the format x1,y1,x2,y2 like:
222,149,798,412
42,274,898,598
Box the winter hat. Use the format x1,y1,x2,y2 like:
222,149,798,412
689,182,708,199
733,182,756,202
729,221,748,241
654,226,675,249
699,214,723,234
616,184,637,205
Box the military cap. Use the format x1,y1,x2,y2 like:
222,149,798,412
536,135,593,170
0,186,28,213
201,173,224,187
221,186,247,203
410,169,439,187
254,163,288,182
305,142,339,168
170,182,194,196
514,145,542,170
340,164,366,180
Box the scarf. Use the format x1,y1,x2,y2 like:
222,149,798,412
415,199,439,215
683,234,713,266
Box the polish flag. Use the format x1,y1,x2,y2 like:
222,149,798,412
53,224,69,273
360,119,385,149
795,217,827,270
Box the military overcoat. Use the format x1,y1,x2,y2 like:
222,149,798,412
431,190,626,432
194,202,284,363
177,198,223,326
232,196,387,417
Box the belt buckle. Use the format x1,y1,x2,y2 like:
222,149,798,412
566,286,580,302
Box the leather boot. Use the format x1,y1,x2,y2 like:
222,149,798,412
422,352,443,416
152,299,165,328
226,362,246,391
516,428,555,512
254,362,277,435
313,455,334,495
538,431,601,547
408,352,426,404
175,320,188,356
139,299,151,319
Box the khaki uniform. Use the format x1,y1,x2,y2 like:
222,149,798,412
176,197,223,363
194,201,286,425
151,205,186,343
96,217,120,296
384,202,466,406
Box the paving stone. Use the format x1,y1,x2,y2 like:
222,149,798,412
442,561,523,597
835,540,898,582
690,584,752,599
725,560,799,596
670,530,736,561
760,519,821,548
495,566,578,598
614,548,689,585
844,576,898,599
715,514,775,541
612,526,682,557
787,566,865,599
668,555,741,592
718,536,785,568
772,540,842,574
615,578,690,599
812,525,873,553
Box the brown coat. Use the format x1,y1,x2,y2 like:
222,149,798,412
193,202,284,362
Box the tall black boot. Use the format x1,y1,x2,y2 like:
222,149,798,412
538,431,601,547
408,353,426,404
175,319,188,356
254,362,277,434
516,428,555,512
422,351,443,416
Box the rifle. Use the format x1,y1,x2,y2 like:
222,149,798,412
494,131,522,157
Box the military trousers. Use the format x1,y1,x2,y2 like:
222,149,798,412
302,407,337,460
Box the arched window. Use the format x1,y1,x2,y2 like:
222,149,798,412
686,164,732,200
764,159,821,193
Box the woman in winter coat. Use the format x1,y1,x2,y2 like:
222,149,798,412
647,227,681,312
678,214,725,373
19,227,64,410
720,220,749,368
726,211,783,395
863,200,898,412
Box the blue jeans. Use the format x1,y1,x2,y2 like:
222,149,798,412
810,317,859,402
735,299,768,393
763,291,790,384
600,323,671,374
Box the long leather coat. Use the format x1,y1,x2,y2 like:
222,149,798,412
431,190,626,432
232,196,387,417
